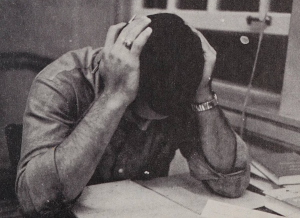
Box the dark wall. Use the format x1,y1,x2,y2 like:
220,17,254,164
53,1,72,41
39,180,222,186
0,0,118,169
0,0,117,57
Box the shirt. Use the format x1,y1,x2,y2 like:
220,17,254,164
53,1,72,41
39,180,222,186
16,47,250,217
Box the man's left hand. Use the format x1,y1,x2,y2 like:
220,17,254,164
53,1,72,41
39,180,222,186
189,26,217,103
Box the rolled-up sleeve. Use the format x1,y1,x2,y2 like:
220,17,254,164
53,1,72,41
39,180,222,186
181,132,250,198
16,75,77,216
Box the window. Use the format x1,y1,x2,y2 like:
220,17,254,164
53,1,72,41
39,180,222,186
127,0,300,150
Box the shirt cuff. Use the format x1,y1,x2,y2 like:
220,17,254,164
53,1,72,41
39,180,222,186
187,151,246,181
186,132,250,197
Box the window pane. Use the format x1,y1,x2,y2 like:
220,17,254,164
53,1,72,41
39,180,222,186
177,0,207,10
270,0,293,13
219,0,259,12
202,31,288,94
144,0,167,9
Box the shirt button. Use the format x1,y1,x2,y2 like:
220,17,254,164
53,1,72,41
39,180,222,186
144,170,150,175
118,168,124,174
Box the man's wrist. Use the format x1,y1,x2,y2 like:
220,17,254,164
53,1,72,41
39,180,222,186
195,77,214,102
191,92,218,112
100,91,133,110
194,87,214,103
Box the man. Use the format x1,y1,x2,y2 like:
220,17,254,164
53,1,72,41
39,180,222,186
16,13,250,217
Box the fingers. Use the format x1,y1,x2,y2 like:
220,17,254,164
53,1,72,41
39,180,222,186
192,28,212,52
131,27,152,57
186,25,216,84
116,16,151,48
105,22,127,47
188,25,216,60
122,17,151,42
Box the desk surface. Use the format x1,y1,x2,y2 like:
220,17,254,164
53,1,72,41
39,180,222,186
72,178,202,218
138,173,266,213
73,173,265,218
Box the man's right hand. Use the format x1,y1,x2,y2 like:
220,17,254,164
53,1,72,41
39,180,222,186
99,16,152,104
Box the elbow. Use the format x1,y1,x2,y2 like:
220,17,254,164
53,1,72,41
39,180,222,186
16,171,70,218
16,171,36,217
17,173,75,218
16,158,74,217
204,165,250,198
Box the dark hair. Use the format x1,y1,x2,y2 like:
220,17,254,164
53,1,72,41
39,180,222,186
139,13,204,116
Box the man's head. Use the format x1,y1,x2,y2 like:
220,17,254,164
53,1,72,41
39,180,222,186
138,13,205,116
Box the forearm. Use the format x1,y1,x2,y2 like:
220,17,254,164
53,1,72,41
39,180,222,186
18,92,129,213
193,94,250,197
190,106,250,197
55,92,129,199
196,106,236,174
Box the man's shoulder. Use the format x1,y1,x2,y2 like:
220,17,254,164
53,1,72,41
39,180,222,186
36,46,101,83
28,47,102,112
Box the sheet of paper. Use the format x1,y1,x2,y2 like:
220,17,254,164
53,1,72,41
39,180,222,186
72,180,202,218
137,173,266,215
201,200,282,218
283,184,300,190
251,163,269,180
250,176,279,192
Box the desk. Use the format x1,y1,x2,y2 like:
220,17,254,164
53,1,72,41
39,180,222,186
72,173,265,218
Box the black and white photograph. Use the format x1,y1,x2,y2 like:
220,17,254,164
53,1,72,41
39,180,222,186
0,1,299,217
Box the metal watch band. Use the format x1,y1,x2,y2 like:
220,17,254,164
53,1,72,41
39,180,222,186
191,93,218,112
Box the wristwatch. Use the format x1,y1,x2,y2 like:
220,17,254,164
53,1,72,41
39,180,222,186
191,92,218,112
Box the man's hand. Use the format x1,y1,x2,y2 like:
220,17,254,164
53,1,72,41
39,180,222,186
99,16,152,104
190,26,217,103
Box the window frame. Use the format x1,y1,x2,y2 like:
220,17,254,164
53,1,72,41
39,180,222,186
122,0,300,150
131,0,291,35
